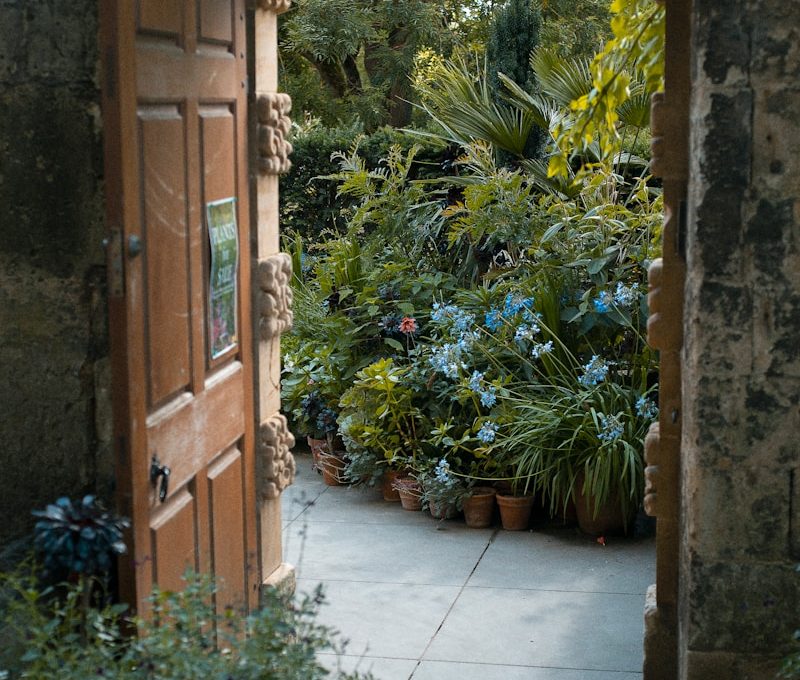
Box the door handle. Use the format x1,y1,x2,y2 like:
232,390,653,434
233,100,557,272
150,455,171,503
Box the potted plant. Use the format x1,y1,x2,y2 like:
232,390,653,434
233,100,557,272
338,358,426,501
417,459,469,520
500,353,658,535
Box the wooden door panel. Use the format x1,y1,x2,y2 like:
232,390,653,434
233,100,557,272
208,446,247,611
137,0,183,38
200,107,236,207
140,108,192,406
146,362,245,493
150,488,198,593
199,0,234,45
104,0,255,614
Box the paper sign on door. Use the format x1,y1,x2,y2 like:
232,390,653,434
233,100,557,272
207,197,239,359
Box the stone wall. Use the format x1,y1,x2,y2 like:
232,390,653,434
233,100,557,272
681,1,800,676
0,1,109,555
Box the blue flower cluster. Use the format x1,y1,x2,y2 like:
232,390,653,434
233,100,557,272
593,283,641,314
514,323,540,343
636,395,658,420
429,342,467,379
578,355,609,386
428,303,481,381
614,282,639,307
593,290,613,313
477,420,498,443
598,413,624,443
434,458,457,487
484,293,537,333
467,370,497,408
485,308,503,331
431,302,475,333
530,340,554,359
316,407,338,434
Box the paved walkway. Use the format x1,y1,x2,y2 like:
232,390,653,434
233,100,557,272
282,453,655,680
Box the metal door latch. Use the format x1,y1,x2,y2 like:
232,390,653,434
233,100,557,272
150,455,171,503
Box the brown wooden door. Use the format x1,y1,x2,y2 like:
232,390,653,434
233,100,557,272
101,0,257,615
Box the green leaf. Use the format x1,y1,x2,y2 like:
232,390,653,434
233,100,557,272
384,338,404,351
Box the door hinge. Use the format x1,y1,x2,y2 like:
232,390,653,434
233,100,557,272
104,227,125,297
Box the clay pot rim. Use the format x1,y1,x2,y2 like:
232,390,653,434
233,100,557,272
468,486,497,498
496,492,535,502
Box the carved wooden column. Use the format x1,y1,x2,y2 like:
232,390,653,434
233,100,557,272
251,0,296,595
643,1,690,678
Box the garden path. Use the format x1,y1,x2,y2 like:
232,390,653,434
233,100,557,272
282,453,654,680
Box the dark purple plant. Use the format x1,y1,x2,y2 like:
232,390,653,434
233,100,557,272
32,495,130,577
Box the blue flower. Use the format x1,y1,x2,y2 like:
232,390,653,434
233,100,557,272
480,385,497,408
503,294,535,318
531,340,554,359
431,302,474,332
636,395,658,419
579,355,609,386
429,343,467,379
593,290,613,313
434,458,452,484
316,407,338,434
477,421,498,443
598,413,624,442
614,282,640,308
485,309,503,331
452,309,475,332
514,323,540,343
468,370,484,392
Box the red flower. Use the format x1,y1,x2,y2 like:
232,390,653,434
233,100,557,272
399,317,418,335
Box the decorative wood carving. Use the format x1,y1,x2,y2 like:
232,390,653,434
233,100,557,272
644,422,661,517
256,414,296,500
256,0,292,15
647,257,682,352
257,253,293,340
650,92,667,178
257,93,293,175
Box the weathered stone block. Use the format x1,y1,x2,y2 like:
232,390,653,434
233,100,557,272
684,558,799,653
692,0,751,87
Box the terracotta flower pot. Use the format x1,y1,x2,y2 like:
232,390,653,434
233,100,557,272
429,499,458,520
462,486,497,528
307,436,328,473
496,493,535,531
574,472,633,536
382,469,403,502
319,452,346,486
394,477,422,511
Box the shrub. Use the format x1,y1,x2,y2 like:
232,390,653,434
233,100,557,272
280,121,452,240
0,568,372,680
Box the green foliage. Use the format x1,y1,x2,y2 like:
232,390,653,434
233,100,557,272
779,629,800,679
338,358,425,465
0,569,372,680
280,121,450,241
548,0,664,176
486,0,541,95
281,0,450,128
413,57,542,160
537,0,611,60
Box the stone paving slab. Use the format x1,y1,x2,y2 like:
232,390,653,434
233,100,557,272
319,654,420,679
298,578,462,660
423,586,645,672
468,528,654,594
284,454,653,679
412,660,642,680
285,518,493,586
